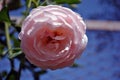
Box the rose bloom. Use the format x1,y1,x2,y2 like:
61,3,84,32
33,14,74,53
19,5,88,70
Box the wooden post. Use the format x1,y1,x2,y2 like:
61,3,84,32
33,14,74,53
11,16,120,31
85,20,120,31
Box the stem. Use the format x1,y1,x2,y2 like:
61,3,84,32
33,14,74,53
32,0,40,7
20,2,31,25
40,0,47,6
40,0,51,6
46,0,49,4
5,22,12,55
46,0,56,5
37,0,40,6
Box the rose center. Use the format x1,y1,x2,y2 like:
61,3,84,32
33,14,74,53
43,29,66,52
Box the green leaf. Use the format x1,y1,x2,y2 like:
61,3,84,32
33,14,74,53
71,63,79,68
71,63,84,68
11,35,20,47
0,7,10,22
54,0,81,4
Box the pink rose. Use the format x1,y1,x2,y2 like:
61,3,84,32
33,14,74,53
19,5,88,70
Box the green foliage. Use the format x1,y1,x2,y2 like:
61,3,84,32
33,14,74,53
3,48,22,58
26,0,32,8
71,63,79,68
1,71,7,78
54,0,81,4
0,7,10,22
11,35,20,47
26,0,40,8
0,44,4,58
8,50,22,58
32,0,40,7
9,74,15,80
71,63,84,68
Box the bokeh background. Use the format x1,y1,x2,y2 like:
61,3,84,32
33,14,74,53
0,0,120,80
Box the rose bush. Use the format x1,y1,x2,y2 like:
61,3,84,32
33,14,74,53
19,5,88,70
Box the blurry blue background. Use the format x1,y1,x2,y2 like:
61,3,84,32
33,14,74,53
0,0,120,80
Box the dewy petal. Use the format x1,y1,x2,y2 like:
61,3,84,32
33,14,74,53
19,5,88,70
